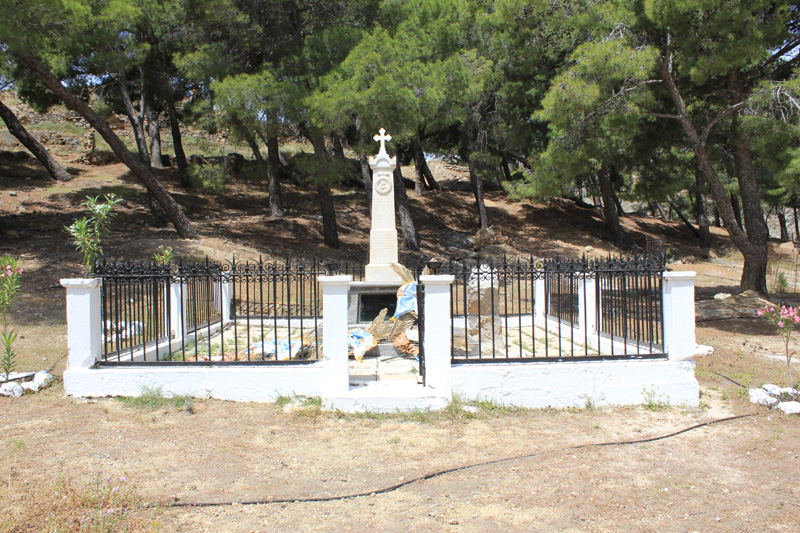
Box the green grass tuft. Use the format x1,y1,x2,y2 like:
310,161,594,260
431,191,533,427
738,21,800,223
116,386,188,411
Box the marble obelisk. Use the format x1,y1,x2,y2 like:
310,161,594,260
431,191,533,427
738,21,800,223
364,128,402,283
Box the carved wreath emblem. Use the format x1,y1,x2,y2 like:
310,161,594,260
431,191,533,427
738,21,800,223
375,175,392,195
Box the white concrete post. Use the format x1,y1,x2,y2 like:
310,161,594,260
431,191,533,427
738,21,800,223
320,275,352,395
534,277,546,320
420,275,454,394
168,282,187,339
578,276,598,334
61,278,102,370
662,271,697,361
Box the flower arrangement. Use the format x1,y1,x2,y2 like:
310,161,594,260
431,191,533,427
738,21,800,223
758,305,799,400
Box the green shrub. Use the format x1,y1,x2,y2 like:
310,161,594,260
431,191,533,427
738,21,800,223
187,163,231,192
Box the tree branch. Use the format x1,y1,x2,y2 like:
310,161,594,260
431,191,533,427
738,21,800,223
648,112,681,120
557,79,662,144
700,102,746,146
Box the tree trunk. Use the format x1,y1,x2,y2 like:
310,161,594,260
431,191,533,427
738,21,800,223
659,49,765,293
330,133,346,160
507,152,532,169
411,136,438,192
118,70,150,165
0,99,73,182
668,199,700,239
468,156,490,230
20,54,197,239
412,142,423,197
795,207,799,241
729,70,770,293
608,168,625,216
714,206,721,227
393,156,419,251
355,117,373,209
147,190,167,227
265,132,285,218
166,100,189,187
648,201,668,220
308,130,339,249
693,175,712,255
316,184,340,249
500,153,513,183
597,166,629,248
777,206,789,242
360,152,372,211
145,98,164,168
245,134,265,165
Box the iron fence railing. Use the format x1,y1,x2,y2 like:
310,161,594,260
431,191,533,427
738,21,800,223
92,256,363,365
595,255,665,349
441,254,667,363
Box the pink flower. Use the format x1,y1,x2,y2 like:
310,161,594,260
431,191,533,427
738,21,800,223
758,308,764,316
778,321,784,328
794,316,800,324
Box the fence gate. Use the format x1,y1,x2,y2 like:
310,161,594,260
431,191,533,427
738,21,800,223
417,282,426,386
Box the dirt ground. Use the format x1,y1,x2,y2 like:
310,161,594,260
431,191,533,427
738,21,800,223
2,132,800,530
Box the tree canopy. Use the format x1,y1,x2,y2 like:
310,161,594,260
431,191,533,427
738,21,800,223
1,0,798,292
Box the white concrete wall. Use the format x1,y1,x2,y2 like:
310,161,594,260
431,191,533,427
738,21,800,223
451,359,699,408
63,363,334,402
62,275,354,402
61,269,702,410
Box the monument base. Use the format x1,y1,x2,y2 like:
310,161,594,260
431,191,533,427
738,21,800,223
364,264,403,284
349,281,403,324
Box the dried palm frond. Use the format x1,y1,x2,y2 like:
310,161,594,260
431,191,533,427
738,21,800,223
364,308,388,335
390,262,415,284
388,312,416,341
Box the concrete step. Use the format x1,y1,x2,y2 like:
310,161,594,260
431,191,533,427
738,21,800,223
326,381,448,413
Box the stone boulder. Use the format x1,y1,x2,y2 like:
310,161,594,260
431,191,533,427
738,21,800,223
0,382,23,397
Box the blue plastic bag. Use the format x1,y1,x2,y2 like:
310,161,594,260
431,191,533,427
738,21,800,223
393,282,417,318
348,330,375,362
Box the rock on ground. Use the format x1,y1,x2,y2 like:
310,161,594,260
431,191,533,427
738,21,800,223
776,401,800,415
0,382,23,397
749,388,779,406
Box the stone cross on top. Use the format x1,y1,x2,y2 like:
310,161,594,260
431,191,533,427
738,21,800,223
373,128,391,156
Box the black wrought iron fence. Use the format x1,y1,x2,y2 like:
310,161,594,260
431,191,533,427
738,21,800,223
443,254,667,363
596,254,665,349
97,262,171,360
93,256,362,365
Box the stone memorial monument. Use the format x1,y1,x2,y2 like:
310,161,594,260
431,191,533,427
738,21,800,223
365,128,402,283
348,129,404,323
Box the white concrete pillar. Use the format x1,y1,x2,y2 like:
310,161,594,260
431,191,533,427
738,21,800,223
662,271,697,361
420,275,454,394
61,278,102,370
578,276,598,334
534,277,546,320
320,275,352,395
168,282,187,339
